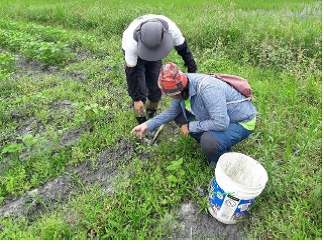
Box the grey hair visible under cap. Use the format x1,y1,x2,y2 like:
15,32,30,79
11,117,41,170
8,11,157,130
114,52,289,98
133,18,173,61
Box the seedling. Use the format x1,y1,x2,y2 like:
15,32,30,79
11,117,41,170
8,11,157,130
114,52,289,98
166,157,185,186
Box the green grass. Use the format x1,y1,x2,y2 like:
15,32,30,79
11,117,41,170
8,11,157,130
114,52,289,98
0,0,322,240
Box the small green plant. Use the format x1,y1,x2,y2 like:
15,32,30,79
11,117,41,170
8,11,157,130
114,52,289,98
72,101,110,123
1,143,25,162
165,157,185,186
0,52,16,72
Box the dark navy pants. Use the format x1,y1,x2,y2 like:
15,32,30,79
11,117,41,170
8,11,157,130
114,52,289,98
175,112,253,164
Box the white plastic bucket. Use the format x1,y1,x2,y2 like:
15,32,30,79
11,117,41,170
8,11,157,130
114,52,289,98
207,152,268,224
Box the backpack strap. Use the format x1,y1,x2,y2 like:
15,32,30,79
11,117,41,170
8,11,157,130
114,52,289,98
198,76,252,105
226,97,252,104
198,76,209,94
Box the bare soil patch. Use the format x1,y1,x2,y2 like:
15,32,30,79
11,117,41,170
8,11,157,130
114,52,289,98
167,202,247,240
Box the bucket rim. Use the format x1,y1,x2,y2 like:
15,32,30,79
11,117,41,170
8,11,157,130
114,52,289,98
216,153,269,190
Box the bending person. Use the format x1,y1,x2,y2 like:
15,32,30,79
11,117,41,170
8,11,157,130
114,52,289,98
122,14,197,124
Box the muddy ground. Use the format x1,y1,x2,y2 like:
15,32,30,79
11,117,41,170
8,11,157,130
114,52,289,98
0,54,248,240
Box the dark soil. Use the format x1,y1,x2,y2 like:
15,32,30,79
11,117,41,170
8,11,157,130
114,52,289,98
9,51,90,82
0,174,73,218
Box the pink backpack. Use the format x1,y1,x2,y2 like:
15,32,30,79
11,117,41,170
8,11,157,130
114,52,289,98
199,73,253,104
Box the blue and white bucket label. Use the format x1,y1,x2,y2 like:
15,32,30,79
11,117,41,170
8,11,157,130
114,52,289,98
208,177,255,222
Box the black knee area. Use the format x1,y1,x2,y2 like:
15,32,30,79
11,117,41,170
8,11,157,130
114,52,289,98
200,132,219,158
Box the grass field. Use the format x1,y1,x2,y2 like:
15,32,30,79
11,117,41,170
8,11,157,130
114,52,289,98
0,0,322,240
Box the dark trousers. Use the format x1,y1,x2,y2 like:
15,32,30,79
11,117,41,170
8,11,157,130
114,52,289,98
125,57,162,103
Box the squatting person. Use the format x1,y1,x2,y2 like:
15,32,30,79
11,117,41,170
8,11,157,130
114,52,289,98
122,14,197,125
131,62,257,167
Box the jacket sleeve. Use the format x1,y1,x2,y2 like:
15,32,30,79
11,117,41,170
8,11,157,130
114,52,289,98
145,99,182,132
175,39,197,73
125,66,146,102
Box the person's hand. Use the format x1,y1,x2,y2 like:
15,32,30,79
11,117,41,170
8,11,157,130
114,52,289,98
134,101,145,116
131,123,148,138
181,124,190,137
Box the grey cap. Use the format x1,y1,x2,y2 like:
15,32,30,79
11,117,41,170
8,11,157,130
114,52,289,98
133,18,173,61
